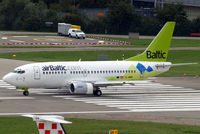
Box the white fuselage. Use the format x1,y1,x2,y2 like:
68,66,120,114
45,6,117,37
3,61,171,89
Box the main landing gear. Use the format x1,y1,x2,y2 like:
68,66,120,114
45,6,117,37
23,91,29,96
93,88,102,97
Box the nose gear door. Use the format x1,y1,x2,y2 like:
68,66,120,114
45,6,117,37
33,66,40,80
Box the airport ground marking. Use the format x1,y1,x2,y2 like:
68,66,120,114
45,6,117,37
0,111,132,116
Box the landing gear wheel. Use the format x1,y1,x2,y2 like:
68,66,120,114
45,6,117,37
23,91,29,96
94,89,102,96
96,90,102,96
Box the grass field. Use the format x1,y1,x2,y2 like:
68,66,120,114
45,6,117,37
102,37,200,48
0,50,199,76
1,117,200,134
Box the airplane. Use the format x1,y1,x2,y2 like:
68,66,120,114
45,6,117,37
23,114,72,134
2,22,197,96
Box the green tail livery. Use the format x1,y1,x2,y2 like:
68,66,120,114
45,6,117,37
126,22,175,62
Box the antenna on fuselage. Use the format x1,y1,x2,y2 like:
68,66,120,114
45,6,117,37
79,59,81,62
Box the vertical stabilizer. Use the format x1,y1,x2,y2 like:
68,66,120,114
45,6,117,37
126,22,175,62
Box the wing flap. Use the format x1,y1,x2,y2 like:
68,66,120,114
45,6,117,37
94,80,153,87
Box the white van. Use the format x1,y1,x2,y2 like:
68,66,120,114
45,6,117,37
68,28,85,39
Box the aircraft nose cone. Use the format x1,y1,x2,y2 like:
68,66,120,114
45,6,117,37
2,73,14,84
2,74,9,82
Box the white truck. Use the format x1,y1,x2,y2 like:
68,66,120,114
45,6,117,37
57,23,71,36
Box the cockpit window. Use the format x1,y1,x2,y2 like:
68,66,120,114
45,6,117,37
13,69,25,74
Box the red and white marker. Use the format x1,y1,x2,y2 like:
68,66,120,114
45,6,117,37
23,115,72,134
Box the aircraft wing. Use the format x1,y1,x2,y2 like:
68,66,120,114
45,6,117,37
93,80,153,87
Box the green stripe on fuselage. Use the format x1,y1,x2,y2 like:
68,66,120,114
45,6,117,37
105,65,160,81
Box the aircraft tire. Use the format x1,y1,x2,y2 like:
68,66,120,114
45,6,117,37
23,91,29,96
96,89,102,97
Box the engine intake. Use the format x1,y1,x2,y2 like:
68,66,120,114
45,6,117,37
69,82,93,94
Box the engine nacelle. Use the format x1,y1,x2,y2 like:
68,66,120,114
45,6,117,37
69,82,93,94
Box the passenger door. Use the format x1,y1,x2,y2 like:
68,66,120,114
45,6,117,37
33,66,40,80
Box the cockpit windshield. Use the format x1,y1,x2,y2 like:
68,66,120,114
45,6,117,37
13,69,25,74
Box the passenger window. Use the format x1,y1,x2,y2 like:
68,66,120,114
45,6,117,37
52,72,54,74
49,72,51,74
43,72,45,74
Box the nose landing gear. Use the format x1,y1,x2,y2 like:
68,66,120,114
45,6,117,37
17,87,29,96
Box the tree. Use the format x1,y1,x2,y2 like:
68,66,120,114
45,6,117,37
86,17,106,33
0,0,58,31
23,15,43,31
191,17,200,33
105,1,135,34
61,14,86,31
0,0,30,30
156,3,191,36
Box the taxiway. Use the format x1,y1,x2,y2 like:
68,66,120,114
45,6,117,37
0,58,200,125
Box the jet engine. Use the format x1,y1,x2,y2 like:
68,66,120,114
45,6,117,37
69,82,93,94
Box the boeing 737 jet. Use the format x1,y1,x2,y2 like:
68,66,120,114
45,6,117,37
3,22,196,96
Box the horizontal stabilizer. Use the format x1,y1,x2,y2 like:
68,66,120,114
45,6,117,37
23,114,72,124
155,63,198,68
171,63,198,66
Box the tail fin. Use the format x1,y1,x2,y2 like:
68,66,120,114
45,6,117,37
126,22,175,62
23,115,72,134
